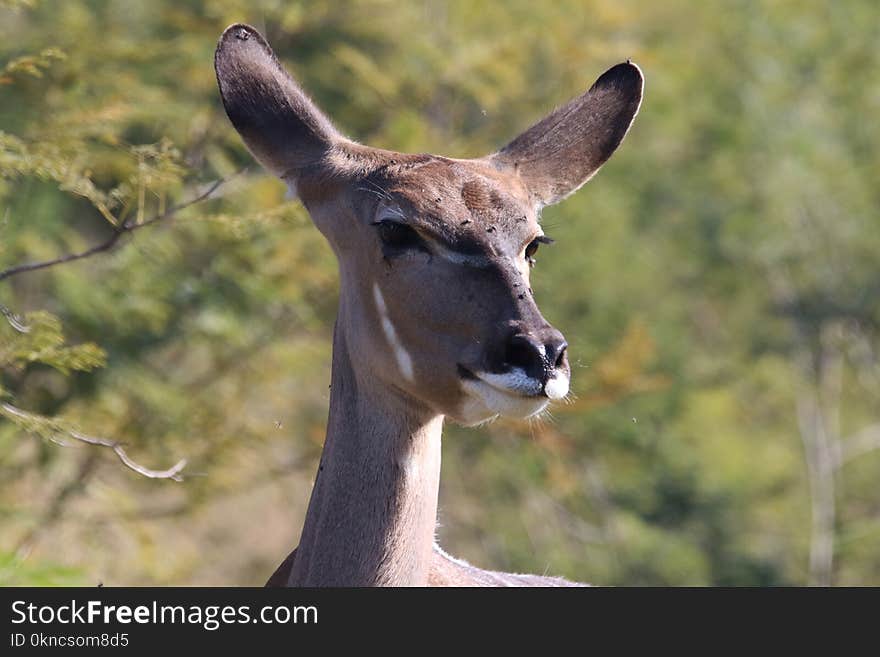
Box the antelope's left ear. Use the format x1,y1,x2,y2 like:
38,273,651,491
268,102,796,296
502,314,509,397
491,62,643,207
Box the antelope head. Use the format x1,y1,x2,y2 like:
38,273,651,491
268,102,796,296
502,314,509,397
215,24,642,427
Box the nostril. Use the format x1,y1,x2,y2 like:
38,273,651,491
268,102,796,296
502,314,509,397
553,342,568,369
504,334,539,372
500,331,567,383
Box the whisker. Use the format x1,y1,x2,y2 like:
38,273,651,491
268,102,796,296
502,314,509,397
363,178,394,201
357,186,387,200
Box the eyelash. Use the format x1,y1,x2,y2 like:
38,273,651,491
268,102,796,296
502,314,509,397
525,235,554,267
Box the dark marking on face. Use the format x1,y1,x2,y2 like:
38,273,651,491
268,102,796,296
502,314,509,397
461,179,491,214
355,154,541,269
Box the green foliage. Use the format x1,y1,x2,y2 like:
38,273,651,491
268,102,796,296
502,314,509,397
1,311,105,375
0,551,87,586
0,0,877,586
0,47,65,80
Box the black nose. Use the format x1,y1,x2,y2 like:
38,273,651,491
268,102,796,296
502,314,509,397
503,328,568,383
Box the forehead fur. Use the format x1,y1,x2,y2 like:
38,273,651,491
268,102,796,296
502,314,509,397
363,155,538,254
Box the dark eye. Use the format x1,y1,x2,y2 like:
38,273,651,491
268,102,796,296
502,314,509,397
525,235,553,266
375,220,424,251
525,240,540,261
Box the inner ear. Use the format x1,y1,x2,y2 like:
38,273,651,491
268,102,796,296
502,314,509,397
214,24,343,182
491,62,644,207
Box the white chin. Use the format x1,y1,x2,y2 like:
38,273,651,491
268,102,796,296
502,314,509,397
454,378,550,426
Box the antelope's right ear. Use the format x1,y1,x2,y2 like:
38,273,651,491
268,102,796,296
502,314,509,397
214,24,342,186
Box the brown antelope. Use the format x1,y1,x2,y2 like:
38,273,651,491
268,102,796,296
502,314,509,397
214,23,642,586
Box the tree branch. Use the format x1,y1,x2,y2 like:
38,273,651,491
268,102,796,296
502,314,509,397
0,171,242,283
0,302,30,332
1,401,187,481
15,450,100,558
839,424,880,465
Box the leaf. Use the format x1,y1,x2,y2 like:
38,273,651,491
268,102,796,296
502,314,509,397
1,48,66,80
0,310,106,374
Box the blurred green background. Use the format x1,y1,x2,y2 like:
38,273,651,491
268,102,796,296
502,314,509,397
1,0,878,586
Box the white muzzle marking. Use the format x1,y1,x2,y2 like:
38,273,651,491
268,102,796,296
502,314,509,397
544,373,570,400
456,367,570,424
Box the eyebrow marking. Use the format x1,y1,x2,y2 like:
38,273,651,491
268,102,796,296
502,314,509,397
430,241,493,269
370,210,494,269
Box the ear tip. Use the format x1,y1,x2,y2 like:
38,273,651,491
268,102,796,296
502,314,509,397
218,23,264,45
215,23,273,68
592,61,645,99
622,60,645,82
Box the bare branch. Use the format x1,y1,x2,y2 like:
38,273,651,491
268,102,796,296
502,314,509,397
0,302,30,332
0,171,243,283
15,450,100,558
795,388,836,586
839,424,880,465
1,401,187,481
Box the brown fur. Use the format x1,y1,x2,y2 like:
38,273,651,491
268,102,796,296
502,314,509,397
215,24,642,586
268,546,585,587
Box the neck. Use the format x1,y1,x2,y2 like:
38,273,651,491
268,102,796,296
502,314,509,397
288,323,443,586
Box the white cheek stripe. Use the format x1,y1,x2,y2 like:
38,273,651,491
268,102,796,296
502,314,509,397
372,283,415,382
284,178,298,200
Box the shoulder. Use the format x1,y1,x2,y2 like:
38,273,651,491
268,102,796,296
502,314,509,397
429,544,588,587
